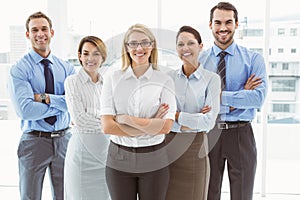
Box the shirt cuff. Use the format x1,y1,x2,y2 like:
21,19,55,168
171,121,181,132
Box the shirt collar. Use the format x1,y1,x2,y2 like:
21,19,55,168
78,67,102,84
124,64,154,80
212,41,236,57
176,64,203,80
29,49,55,65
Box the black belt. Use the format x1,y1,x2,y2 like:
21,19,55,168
217,121,250,130
111,141,165,153
27,127,70,138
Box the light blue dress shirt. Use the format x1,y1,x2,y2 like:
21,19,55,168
199,42,268,121
168,65,221,133
8,49,75,132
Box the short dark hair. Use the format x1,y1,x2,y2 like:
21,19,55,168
25,11,52,31
210,2,238,23
176,25,202,44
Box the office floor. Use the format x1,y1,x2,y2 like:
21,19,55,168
1,121,299,199
1,159,300,200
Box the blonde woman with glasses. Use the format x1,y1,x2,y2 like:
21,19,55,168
100,24,176,200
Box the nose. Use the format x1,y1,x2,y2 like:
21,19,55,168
136,43,143,49
37,30,44,36
220,22,227,31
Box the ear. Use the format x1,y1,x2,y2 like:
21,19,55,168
199,43,203,48
50,29,54,37
78,52,81,61
26,31,30,39
198,43,203,53
209,21,212,30
235,21,239,30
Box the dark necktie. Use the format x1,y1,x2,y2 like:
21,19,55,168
41,59,57,125
217,51,228,90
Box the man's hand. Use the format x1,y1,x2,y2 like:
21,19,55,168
244,74,262,90
34,94,41,102
33,93,50,104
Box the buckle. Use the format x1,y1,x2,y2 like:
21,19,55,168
50,133,61,138
217,122,229,130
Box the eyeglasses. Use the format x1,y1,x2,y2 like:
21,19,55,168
126,41,152,48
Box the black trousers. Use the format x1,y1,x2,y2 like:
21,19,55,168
207,123,257,200
105,141,169,200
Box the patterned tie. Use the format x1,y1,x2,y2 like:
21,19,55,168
41,59,57,125
217,51,228,90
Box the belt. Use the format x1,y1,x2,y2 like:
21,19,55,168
27,127,70,138
217,121,250,130
111,141,165,153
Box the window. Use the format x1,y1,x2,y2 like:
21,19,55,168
290,28,298,36
242,29,263,37
271,63,277,69
282,63,289,70
278,28,285,36
278,48,284,53
272,79,296,92
291,48,296,53
273,104,290,112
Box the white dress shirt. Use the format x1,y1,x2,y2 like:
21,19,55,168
100,65,176,147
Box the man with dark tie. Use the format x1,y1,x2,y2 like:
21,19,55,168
8,11,75,200
199,2,268,200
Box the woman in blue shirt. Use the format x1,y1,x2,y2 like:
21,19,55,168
166,26,221,200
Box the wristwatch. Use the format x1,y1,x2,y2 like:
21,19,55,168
40,93,47,104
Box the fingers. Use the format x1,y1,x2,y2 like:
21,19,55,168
33,94,40,102
154,103,169,118
200,105,211,114
244,74,262,90
246,74,255,85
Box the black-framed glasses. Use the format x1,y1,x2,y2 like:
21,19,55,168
126,41,152,48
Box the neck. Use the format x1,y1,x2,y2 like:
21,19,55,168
132,63,150,78
183,62,199,77
85,69,98,83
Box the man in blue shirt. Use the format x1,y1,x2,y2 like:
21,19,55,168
8,11,75,200
199,2,268,200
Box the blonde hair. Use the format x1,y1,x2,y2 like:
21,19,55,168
121,24,158,71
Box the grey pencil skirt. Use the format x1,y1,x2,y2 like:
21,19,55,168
165,132,210,200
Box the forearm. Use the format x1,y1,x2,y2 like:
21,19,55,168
116,115,173,135
222,88,266,109
177,111,217,131
101,115,146,136
48,94,69,112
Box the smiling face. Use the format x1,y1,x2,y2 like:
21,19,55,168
126,31,153,68
210,8,238,49
176,31,202,67
26,17,54,57
79,42,103,77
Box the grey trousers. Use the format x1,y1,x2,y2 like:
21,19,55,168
207,123,257,200
18,132,71,200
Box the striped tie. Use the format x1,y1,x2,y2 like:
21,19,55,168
217,51,228,90
41,59,57,125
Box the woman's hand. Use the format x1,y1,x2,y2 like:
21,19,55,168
154,103,169,119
